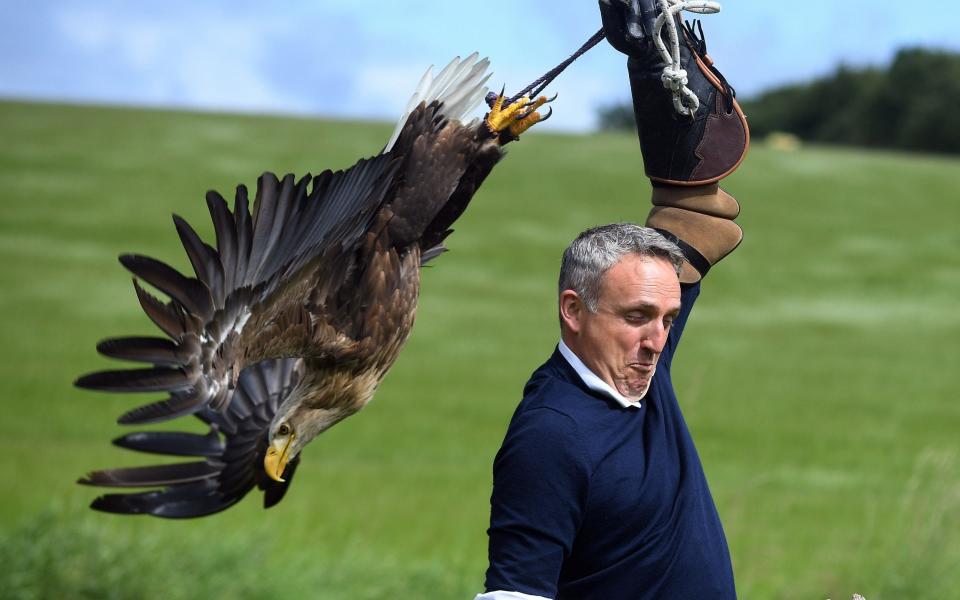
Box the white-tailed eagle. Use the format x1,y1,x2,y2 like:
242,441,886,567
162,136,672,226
76,54,552,518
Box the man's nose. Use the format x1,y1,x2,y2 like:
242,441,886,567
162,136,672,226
641,322,669,353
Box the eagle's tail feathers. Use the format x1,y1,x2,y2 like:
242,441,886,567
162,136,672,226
384,53,492,152
442,72,492,124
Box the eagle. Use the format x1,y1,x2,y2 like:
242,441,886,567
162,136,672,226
75,54,553,518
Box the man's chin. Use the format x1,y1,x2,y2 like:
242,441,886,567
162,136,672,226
622,368,656,400
631,381,653,400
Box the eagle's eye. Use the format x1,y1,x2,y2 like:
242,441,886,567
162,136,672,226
277,423,291,436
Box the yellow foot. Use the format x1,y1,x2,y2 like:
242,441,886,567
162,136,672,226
484,89,555,140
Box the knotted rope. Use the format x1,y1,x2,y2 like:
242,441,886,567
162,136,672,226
507,1,722,117
652,0,721,116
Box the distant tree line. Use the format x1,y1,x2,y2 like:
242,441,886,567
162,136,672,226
596,48,960,154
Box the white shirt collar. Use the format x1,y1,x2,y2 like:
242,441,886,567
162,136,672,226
557,339,645,409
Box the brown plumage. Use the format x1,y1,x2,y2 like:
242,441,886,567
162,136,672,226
75,54,542,518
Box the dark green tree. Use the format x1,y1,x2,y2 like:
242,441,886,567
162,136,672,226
596,48,960,154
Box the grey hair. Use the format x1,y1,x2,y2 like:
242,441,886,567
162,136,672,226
558,223,684,312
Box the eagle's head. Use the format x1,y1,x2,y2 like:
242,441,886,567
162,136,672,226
263,370,378,482
263,403,340,482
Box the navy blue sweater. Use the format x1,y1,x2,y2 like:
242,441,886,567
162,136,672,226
484,283,735,599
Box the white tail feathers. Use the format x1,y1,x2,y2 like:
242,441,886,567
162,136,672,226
384,53,492,153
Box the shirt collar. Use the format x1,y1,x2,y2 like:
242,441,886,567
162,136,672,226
557,339,645,409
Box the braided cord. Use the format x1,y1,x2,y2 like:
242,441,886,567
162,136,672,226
506,29,606,106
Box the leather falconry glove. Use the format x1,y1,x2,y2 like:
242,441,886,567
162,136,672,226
600,0,750,283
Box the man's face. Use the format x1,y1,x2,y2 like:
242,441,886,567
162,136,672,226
562,254,682,400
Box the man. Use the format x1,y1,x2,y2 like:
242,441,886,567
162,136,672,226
477,0,750,598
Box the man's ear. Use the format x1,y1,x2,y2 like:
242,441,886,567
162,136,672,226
559,290,584,334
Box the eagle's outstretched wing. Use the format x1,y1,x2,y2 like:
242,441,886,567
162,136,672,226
75,156,398,424
79,359,303,518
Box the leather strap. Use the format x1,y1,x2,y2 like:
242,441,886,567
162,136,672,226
653,228,711,277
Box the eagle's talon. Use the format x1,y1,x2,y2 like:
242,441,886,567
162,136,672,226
536,92,559,105
485,90,557,141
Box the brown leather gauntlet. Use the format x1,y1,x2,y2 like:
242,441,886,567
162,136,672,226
646,184,742,284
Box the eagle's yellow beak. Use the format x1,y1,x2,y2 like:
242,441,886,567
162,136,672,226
264,435,294,482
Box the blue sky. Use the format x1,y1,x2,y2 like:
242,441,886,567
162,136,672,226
2,0,957,131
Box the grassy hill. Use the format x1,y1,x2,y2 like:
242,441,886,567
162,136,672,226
1,100,958,599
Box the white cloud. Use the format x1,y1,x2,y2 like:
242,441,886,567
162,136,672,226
49,3,309,112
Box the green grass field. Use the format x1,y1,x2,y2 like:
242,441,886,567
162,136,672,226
1,99,958,599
